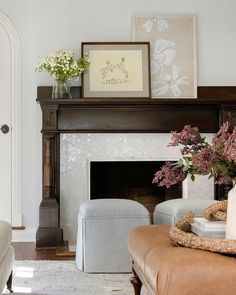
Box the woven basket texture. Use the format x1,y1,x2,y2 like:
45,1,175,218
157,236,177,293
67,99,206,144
169,201,236,254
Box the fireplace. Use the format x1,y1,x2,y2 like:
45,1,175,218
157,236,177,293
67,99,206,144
90,160,182,214
36,86,236,248
59,133,214,241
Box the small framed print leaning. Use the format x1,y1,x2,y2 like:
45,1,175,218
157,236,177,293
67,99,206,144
81,42,151,98
132,15,197,99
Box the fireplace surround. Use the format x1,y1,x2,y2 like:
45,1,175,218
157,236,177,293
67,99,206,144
36,86,236,248
60,133,214,241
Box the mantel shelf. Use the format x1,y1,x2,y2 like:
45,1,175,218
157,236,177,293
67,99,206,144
37,98,236,106
37,85,236,134
37,86,236,106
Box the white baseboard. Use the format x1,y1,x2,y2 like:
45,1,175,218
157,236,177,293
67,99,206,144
12,227,36,242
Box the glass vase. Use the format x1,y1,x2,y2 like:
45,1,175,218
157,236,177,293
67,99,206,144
226,183,236,239
52,81,72,99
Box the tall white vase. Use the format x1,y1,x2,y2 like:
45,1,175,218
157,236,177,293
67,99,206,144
226,185,236,239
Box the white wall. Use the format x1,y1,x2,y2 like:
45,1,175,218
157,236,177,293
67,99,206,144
0,0,235,236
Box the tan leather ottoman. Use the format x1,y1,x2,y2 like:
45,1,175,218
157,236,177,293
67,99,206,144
128,225,236,295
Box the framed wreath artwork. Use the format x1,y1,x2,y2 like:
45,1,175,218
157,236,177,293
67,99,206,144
81,42,151,99
132,15,197,99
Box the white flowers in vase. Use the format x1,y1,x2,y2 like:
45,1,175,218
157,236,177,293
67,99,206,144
36,49,89,98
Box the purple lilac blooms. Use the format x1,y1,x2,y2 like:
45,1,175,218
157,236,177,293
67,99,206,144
153,122,236,188
152,162,187,188
191,147,216,174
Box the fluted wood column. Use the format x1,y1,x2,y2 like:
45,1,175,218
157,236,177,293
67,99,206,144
215,104,236,200
36,105,63,248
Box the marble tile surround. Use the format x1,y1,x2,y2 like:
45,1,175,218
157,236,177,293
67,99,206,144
60,133,214,241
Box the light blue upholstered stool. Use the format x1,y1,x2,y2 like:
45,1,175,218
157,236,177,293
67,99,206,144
76,199,151,273
153,198,216,225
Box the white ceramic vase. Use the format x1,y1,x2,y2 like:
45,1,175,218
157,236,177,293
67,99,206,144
226,184,236,239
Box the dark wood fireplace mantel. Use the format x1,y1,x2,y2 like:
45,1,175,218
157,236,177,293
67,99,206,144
36,86,236,248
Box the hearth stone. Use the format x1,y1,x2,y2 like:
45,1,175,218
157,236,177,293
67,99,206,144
60,133,214,241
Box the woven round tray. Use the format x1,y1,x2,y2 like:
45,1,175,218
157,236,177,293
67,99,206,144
204,200,227,221
169,202,236,255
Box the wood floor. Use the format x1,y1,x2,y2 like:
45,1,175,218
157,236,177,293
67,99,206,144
12,242,75,260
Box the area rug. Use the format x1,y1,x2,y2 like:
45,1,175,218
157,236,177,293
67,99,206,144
3,260,148,295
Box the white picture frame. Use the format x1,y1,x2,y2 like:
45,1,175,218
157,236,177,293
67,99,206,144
132,14,197,99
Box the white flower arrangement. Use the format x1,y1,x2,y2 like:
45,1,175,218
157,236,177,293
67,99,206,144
36,49,89,83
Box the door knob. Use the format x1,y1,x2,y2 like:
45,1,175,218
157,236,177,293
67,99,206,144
0,124,10,134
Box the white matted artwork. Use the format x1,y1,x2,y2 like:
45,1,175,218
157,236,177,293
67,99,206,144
132,15,197,99
81,42,151,98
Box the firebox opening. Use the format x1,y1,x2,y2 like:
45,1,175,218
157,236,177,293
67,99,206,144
90,161,182,215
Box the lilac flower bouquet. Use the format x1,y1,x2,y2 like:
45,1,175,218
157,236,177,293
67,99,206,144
153,122,236,188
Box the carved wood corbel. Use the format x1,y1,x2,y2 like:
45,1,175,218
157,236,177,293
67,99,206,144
220,104,236,130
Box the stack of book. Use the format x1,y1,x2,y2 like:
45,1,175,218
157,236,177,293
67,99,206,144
191,217,226,239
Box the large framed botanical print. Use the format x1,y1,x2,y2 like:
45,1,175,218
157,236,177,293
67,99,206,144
132,15,197,99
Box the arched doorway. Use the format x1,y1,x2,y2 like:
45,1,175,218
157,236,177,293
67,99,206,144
0,10,22,226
